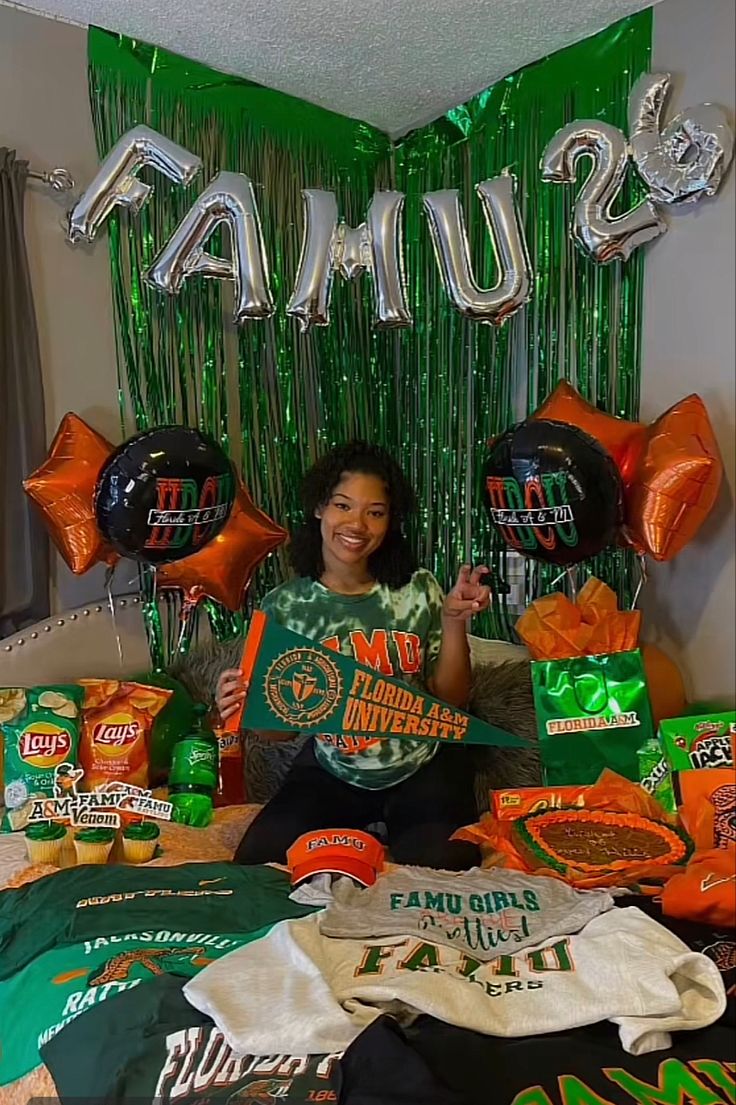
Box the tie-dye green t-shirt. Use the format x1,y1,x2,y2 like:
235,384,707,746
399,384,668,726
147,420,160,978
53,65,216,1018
259,569,445,789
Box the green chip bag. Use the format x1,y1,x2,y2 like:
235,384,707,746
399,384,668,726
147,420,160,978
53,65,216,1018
637,737,677,814
0,686,84,832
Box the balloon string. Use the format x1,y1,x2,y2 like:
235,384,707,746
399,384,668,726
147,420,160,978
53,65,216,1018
630,554,648,609
138,563,166,672
549,566,578,600
175,597,199,656
104,562,124,670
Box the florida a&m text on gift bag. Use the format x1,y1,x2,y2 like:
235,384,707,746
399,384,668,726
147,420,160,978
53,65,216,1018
516,579,656,787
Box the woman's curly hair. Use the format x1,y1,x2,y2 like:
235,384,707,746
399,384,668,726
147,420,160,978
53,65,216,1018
288,442,417,589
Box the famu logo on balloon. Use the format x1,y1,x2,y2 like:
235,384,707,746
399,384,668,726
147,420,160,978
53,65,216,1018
146,472,234,552
19,723,73,768
94,426,236,565
486,471,578,554
483,419,624,568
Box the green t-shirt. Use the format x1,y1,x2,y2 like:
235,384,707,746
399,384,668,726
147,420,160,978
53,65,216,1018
260,569,445,789
0,862,316,1084
0,861,314,982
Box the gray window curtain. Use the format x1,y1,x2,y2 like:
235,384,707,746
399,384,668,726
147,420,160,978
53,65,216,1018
0,149,49,634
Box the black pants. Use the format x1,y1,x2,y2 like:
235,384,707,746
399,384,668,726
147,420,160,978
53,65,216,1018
235,740,481,870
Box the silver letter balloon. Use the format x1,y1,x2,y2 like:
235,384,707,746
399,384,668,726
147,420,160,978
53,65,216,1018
67,125,202,244
629,72,735,206
423,173,533,324
286,189,412,332
541,120,666,263
145,171,275,324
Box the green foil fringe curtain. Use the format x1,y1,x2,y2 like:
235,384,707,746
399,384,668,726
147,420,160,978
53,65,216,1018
87,13,651,645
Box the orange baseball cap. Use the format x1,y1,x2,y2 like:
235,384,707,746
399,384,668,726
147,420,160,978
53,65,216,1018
287,828,385,887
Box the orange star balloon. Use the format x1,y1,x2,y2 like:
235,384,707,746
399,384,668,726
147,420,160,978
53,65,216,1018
533,381,647,486
157,478,287,609
626,394,723,562
23,412,118,574
531,383,723,562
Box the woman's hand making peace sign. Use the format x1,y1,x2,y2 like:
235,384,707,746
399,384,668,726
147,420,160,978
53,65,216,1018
442,564,492,623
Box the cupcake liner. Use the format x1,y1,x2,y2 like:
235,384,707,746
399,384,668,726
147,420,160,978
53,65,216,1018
74,840,114,865
25,837,65,866
122,837,158,864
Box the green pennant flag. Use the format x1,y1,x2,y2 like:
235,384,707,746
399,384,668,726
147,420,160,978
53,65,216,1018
227,612,527,749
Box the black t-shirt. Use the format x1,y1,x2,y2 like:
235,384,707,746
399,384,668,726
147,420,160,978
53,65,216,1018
42,973,346,1104
400,1017,735,1105
42,974,460,1105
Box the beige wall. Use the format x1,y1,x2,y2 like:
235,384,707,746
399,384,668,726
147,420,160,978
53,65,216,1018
640,0,736,704
0,3,119,611
2,0,734,700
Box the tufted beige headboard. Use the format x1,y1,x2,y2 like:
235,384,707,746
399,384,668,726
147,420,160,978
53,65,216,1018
0,596,154,686
0,595,527,688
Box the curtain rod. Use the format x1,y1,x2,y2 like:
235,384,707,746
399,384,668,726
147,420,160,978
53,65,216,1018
26,166,75,191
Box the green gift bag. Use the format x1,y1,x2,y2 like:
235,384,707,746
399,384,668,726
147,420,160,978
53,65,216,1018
531,648,656,785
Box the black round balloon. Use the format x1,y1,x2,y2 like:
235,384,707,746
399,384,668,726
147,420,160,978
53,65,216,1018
483,419,623,566
95,427,235,564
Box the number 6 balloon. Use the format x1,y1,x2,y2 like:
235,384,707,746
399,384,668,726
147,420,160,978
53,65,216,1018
629,72,735,206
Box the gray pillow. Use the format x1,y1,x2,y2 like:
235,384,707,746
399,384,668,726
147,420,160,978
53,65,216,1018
469,659,541,811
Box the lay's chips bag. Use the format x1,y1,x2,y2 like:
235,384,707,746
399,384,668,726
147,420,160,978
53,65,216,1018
0,686,83,832
78,680,172,791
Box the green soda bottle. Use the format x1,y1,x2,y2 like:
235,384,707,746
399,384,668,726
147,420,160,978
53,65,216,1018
168,704,219,828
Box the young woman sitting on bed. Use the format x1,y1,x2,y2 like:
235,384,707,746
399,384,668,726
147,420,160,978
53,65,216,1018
217,441,489,870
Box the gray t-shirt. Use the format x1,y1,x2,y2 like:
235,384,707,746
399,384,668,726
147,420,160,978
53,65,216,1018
319,865,614,961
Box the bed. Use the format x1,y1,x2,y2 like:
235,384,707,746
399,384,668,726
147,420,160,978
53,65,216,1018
0,598,544,1104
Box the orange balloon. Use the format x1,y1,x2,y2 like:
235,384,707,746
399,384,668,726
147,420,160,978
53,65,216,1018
533,381,648,486
641,642,687,727
532,383,724,563
157,478,287,610
23,412,118,574
626,395,723,562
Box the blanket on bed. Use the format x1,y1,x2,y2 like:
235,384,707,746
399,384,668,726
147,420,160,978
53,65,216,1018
0,805,260,1105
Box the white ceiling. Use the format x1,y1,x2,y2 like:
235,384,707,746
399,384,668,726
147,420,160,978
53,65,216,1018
7,0,657,136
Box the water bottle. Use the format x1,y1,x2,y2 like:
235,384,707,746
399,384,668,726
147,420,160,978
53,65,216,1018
168,704,219,828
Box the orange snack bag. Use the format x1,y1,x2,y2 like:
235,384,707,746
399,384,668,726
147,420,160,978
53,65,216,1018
492,785,590,820
79,680,172,791
661,845,736,927
678,767,736,850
